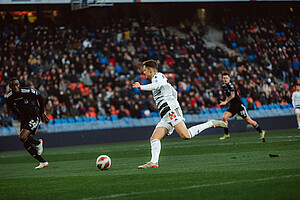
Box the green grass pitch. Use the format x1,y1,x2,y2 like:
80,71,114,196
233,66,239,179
1,129,300,200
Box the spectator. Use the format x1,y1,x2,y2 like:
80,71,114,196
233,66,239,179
131,104,142,119
247,98,255,110
2,113,13,127
118,105,128,119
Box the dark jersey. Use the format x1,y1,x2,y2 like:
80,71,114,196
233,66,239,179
222,82,243,106
5,88,44,120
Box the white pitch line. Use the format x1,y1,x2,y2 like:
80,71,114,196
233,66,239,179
80,174,300,200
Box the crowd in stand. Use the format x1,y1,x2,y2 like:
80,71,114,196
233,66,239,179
0,14,298,126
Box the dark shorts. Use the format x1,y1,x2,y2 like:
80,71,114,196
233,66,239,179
227,103,249,119
21,116,41,134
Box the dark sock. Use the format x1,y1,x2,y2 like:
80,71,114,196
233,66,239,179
254,124,262,133
23,138,46,163
224,128,229,135
29,136,40,145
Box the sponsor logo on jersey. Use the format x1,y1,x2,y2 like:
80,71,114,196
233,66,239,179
21,89,30,93
169,112,177,120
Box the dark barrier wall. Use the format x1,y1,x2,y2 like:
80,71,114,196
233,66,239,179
0,116,297,152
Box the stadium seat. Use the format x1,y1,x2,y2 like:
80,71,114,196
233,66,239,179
231,42,237,49
257,106,264,110
210,108,217,113
75,117,83,123
82,116,90,122
61,118,69,124
221,107,227,112
241,97,248,107
224,60,230,67
184,114,193,123
111,115,119,121
54,118,62,124
239,47,245,53
248,55,256,62
150,112,160,117
89,117,97,122
254,101,262,107
98,116,106,121
68,118,76,123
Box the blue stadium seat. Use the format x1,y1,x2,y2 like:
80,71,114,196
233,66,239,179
68,118,76,123
274,104,281,109
204,109,211,114
257,106,264,110
224,60,230,67
231,42,237,49
90,117,97,122
269,104,276,109
54,118,62,124
98,116,106,121
239,47,245,53
241,97,248,107
82,116,90,122
61,118,69,124
150,112,160,117
75,117,83,123
248,55,255,61
210,108,217,113
111,115,119,121
262,105,271,110
0,127,9,136
215,108,223,113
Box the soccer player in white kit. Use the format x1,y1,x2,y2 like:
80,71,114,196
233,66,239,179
292,84,300,129
133,60,228,169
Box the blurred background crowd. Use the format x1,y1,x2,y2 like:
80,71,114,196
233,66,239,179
0,4,299,126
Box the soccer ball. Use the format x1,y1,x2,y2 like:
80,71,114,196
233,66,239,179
96,155,111,170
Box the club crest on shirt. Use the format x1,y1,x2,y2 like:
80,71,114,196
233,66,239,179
24,99,29,104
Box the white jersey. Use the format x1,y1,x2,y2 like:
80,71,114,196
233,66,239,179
292,91,300,109
140,72,180,117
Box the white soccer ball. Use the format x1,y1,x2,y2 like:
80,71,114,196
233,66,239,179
96,155,111,170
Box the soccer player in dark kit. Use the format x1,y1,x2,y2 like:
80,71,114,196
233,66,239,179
219,73,265,142
5,78,49,169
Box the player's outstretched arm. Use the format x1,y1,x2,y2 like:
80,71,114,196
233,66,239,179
133,82,159,91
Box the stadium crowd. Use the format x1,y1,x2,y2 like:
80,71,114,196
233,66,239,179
0,14,298,126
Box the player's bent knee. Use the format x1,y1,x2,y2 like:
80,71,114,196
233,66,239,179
180,135,190,140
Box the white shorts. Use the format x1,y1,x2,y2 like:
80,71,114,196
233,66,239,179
155,107,185,135
295,108,300,114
